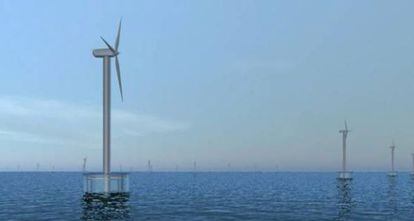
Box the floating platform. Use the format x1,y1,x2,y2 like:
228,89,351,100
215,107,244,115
83,172,129,193
387,172,397,177
337,171,352,180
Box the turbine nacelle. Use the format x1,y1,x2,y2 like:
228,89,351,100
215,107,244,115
339,120,350,134
390,140,396,150
93,48,119,57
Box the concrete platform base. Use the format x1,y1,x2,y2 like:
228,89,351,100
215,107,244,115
388,172,397,177
83,172,129,193
337,171,352,180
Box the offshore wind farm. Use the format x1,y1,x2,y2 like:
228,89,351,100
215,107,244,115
2,1,414,220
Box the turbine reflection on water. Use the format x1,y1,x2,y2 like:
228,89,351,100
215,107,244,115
387,176,397,216
410,176,414,205
81,193,130,220
337,179,353,220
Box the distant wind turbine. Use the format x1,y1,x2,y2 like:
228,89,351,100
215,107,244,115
411,153,414,176
338,121,352,180
148,160,152,172
388,140,397,177
82,157,87,173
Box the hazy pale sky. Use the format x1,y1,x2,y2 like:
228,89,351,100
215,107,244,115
1,0,414,171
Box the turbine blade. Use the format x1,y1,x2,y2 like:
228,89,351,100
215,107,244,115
115,56,124,101
345,120,348,131
100,37,116,53
115,19,122,51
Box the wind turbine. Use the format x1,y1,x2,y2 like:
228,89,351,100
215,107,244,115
338,121,352,180
388,140,397,177
82,157,87,173
84,19,128,194
411,153,414,177
147,160,152,172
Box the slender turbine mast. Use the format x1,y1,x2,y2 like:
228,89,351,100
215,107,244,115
411,153,414,175
339,121,350,173
389,141,396,175
147,160,152,172
82,157,87,172
93,20,124,192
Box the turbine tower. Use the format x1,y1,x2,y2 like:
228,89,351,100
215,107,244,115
411,153,414,176
95,20,123,178
338,121,352,180
83,19,129,194
82,157,87,173
147,160,152,172
388,141,397,177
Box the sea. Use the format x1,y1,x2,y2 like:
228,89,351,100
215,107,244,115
0,172,413,220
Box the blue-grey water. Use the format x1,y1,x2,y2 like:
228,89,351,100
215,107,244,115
0,172,414,220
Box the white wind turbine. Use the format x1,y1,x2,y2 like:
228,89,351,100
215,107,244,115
388,140,397,177
83,19,129,194
411,153,414,176
82,157,87,173
338,121,352,180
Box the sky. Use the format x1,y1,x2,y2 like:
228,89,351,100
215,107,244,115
1,0,414,172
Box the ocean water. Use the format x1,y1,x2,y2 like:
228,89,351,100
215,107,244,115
0,172,413,220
